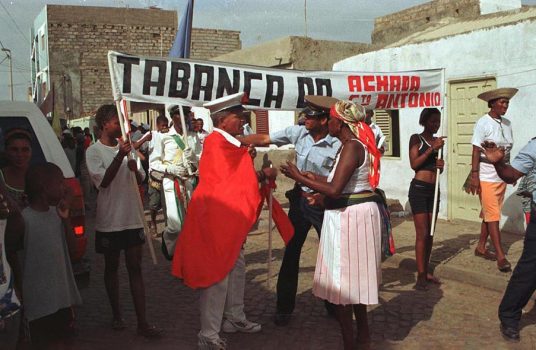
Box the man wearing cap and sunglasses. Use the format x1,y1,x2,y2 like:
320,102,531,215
468,87,517,272
239,95,341,326
481,136,536,342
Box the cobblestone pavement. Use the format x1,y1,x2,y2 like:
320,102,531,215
66,206,536,350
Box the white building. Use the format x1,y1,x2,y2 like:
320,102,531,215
334,3,536,233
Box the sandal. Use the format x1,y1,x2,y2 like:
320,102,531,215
475,248,497,261
111,318,126,331
498,258,512,272
137,325,162,338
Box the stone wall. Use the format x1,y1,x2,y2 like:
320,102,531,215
371,0,481,45
191,28,241,60
45,5,240,118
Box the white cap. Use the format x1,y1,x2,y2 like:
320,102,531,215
62,129,72,135
203,92,246,114
141,123,150,130
130,121,139,128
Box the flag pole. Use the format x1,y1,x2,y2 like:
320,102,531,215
187,0,194,55
114,100,158,264
430,68,446,237
267,176,274,289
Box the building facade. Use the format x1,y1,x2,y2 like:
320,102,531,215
31,5,241,120
372,0,522,46
334,3,535,233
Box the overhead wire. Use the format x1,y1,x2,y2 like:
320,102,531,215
0,0,31,44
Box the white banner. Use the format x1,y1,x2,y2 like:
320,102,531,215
108,51,444,110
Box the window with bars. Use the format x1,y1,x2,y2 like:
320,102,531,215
374,109,400,157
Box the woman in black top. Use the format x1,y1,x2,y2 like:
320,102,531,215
408,108,445,290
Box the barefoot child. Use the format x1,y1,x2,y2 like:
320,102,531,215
22,163,82,348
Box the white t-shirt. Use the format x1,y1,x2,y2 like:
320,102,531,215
147,130,162,171
86,141,145,232
471,114,513,182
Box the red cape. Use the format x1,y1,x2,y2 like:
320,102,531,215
171,132,261,288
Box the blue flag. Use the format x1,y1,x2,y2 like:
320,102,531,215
169,0,194,58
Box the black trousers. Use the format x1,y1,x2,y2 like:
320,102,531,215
498,206,536,329
276,189,324,314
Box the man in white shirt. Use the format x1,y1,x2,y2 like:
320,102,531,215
149,105,200,259
365,109,386,154
469,87,517,272
196,118,210,146
146,115,169,235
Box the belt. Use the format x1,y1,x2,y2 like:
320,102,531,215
324,191,381,210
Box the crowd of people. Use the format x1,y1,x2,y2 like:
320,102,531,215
0,86,535,349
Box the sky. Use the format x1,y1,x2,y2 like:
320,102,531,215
1,0,536,101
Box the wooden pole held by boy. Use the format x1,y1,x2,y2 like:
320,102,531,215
114,100,158,264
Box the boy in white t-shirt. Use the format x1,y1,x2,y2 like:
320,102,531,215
86,105,161,338
468,87,517,272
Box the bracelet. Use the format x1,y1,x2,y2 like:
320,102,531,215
471,170,479,173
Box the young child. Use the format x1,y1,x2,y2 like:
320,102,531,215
85,104,160,337
22,162,82,348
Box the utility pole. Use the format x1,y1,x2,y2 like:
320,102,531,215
304,0,308,38
1,48,13,101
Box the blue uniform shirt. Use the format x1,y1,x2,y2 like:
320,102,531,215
270,125,341,192
511,139,536,204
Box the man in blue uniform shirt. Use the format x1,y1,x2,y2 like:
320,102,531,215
482,138,536,342
239,95,340,325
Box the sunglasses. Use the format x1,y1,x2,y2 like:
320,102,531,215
303,107,328,119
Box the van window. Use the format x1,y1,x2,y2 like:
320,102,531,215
0,117,46,168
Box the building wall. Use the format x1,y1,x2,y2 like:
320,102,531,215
31,7,49,104
191,28,241,60
334,20,536,233
214,36,369,71
41,5,240,119
372,0,481,45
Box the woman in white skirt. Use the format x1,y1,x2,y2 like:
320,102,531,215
281,98,382,350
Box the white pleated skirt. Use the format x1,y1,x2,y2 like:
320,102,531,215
312,201,382,305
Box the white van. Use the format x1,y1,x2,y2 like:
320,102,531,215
0,101,88,269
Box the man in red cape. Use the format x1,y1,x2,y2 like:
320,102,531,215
172,92,277,350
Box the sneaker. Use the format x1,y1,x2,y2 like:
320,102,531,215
198,335,227,350
221,319,261,333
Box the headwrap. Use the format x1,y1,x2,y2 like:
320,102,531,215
330,101,381,189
